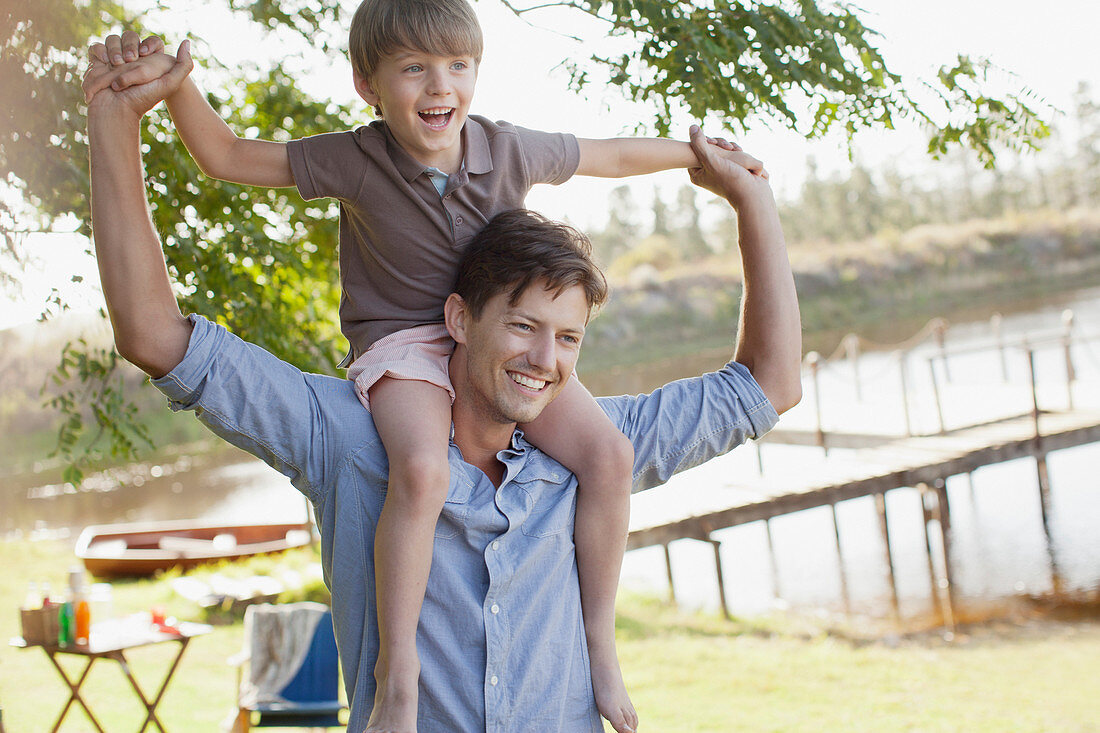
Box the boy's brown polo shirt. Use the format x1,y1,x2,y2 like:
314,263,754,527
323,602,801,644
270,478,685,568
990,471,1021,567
287,115,580,361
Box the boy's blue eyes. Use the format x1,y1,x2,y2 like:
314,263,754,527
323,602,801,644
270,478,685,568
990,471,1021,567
401,62,469,73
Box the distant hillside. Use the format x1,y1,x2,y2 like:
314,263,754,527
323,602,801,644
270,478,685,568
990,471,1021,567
583,208,1100,369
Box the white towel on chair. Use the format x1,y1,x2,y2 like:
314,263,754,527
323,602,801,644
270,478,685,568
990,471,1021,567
238,602,328,707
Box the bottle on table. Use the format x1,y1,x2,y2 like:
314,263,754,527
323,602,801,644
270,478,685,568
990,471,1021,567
22,581,40,610
58,601,74,647
69,566,91,646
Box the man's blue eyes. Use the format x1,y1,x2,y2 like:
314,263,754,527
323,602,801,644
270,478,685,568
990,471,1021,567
511,323,580,343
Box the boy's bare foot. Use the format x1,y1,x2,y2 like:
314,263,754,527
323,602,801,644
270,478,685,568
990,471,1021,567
365,657,420,733
591,652,638,733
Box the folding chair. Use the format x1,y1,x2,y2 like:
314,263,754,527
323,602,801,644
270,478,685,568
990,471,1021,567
228,602,345,732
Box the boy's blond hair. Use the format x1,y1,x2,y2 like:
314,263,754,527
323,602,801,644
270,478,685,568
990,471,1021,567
349,0,484,80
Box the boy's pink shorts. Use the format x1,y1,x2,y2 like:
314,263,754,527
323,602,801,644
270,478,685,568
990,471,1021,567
346,323,456,412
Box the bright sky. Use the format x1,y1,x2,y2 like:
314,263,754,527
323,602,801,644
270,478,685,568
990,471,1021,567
4,0,1099,330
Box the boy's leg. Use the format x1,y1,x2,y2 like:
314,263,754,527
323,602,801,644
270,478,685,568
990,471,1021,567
366,377,453,733
522,378,639,733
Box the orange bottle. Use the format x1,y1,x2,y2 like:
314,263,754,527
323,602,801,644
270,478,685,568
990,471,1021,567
75,598,90,645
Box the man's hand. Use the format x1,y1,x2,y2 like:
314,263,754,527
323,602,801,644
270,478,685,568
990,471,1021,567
82,36,192,118
687,125,771,208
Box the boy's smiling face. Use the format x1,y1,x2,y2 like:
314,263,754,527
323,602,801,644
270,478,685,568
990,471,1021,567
355,48,477,175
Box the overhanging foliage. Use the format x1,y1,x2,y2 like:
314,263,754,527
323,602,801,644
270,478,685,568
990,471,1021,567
0,0,1051,482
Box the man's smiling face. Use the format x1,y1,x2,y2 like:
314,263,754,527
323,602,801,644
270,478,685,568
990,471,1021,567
450,280,589,427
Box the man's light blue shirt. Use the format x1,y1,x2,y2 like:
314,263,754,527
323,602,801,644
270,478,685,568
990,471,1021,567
152,315,778,731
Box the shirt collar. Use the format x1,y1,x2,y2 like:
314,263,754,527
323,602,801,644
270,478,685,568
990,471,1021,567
460,116,493,176
371,117,494,185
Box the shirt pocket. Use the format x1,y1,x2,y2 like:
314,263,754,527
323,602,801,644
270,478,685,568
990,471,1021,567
434,473,475,539
517,478,575,539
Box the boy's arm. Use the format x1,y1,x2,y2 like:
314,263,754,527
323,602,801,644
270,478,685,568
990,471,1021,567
99,32,294,188
164,77,294,187
575,135,766,179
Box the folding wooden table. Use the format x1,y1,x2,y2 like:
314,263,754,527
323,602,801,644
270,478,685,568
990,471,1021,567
11,619,211,732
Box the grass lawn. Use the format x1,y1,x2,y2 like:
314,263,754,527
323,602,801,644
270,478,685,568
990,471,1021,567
2,538,1097,732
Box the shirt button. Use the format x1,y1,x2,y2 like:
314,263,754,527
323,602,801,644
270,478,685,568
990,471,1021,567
491,541,500,551
490,603,500,615
455,215,463,224
490,675,499,686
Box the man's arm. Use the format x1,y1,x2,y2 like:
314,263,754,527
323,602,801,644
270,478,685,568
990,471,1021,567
575,136,767,178
84,42,196,377
687,124,802,413
90,32,294,188
84,41,372,498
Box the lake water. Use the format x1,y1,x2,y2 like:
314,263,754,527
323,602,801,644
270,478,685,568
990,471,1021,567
5,288,1099,622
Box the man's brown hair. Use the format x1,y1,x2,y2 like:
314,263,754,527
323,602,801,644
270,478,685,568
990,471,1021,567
349,0,484,80
454,210,609,320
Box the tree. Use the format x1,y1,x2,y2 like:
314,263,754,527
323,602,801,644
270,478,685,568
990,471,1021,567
673,185,709,259
590,184,640,265
500,0,1048,164
1072,82,1100,205
650,187,670,236
2,0,352,482
1,0,1052,481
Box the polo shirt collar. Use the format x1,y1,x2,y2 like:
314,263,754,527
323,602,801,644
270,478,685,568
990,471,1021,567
461,116,493,176
377,117,494,185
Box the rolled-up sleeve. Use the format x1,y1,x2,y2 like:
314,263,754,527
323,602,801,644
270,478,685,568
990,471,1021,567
598,361,779,493
151,315,370,503
514,125,580,186
287,131,363,202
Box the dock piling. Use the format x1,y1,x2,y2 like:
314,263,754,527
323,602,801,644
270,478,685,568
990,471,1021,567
844,334,862,401
765,519,782,602
929,357,946,434
830,503,851,616
1035,455,1065,595
898,352,913,437
930,479,957,635
919,485,940,617
709,538,731,620
807,352,826,454
874,492,901,624
1027,344,1041,437
662,543,676,604
990,313,1009,381
933,318,951,382
1063,310,1076,409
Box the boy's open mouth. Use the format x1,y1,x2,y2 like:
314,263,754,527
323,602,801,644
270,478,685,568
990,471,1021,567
419,107,454,129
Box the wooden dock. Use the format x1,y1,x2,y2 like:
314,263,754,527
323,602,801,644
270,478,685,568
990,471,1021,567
627,407,1100,627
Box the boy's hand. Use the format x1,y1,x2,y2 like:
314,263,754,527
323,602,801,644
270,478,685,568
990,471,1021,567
83,39,193,118
102,30,166,66
84,32,176,101
699,133,769,180
687,124,771,209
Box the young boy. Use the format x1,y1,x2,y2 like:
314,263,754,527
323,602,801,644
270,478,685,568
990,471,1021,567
97,3,763,731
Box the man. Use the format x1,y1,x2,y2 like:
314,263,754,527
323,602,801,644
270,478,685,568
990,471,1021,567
83,43,801,732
